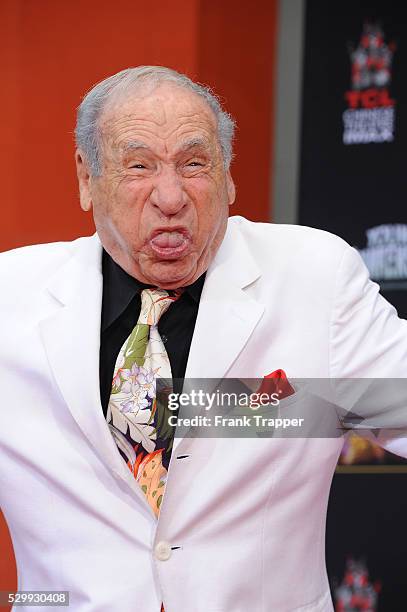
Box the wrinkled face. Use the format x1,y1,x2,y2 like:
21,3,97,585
75,82,235,288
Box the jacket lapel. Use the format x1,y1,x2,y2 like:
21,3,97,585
185,220,264,379
38,235,151,509
173,220,265,451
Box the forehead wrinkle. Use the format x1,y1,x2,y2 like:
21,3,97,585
101,103,219,162
103,116,211,147
114,123,215,156
102,80,217,132
104,103,215,133
101,116,166,144
102,97,168,127
162,115,217,149
106,126,166,155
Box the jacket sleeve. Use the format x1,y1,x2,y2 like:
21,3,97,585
329,244,407,457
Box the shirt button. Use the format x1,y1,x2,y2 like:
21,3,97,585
154,540,172,561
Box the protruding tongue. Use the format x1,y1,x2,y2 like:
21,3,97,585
151,231,185,248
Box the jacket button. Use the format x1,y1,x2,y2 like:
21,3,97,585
154,540,172,561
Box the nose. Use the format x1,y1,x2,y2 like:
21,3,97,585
149,166,187,216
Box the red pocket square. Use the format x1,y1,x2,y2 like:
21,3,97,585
256,369,295,400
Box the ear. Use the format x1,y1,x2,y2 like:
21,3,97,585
75,150,93,212
226,170,236,206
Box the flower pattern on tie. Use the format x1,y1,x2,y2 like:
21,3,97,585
107,288,179,517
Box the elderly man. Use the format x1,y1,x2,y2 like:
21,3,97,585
0,66,406,612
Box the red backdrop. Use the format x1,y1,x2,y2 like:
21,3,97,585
0,0,278,602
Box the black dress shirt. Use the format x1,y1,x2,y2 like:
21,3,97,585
99,249,205,416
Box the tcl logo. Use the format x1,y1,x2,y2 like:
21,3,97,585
345,87,395,109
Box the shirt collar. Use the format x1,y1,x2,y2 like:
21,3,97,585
101,249,206,331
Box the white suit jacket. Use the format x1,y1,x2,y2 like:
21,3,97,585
1,215,407,612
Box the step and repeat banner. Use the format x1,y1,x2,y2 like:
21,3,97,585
299,1,407,609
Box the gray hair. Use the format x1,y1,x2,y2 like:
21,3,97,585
75,66,236,176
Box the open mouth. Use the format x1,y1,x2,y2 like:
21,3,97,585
149,229,191,260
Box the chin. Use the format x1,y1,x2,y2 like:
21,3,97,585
146,259,198,288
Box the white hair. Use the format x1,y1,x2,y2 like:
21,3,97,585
75,66,236,176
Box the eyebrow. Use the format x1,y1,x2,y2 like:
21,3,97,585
122,140,150,152
121,136,211,156
175,137,210,154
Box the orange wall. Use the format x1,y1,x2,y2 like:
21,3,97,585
0,0,278,600
199,0,277,223
0,0,200,252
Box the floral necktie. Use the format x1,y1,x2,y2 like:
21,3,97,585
106,288,180,517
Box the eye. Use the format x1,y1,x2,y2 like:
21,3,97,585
186,161,203,167
130,163,146,169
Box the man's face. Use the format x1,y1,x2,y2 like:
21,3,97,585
76,82,235,289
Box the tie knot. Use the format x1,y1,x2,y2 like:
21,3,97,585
138,288,179,326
